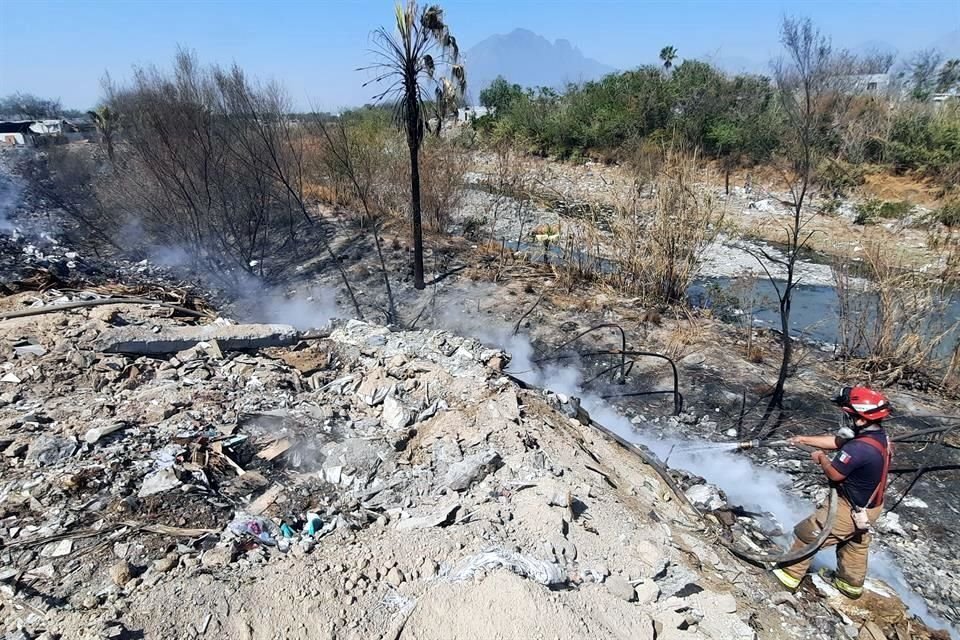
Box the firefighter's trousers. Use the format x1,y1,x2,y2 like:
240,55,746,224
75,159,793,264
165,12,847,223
778,497,884,595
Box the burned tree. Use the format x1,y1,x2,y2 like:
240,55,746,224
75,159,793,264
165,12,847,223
750,18,843,428
365,1,466,290
101,52,362,316
211,65,364,317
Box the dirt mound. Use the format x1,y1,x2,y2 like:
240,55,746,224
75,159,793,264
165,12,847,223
0,288,949,640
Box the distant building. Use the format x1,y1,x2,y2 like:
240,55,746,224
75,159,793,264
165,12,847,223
457,106,490,122
932,88,960,107
843,73,895,95
29,119,67,135
0,119,85,146
0,121,35,146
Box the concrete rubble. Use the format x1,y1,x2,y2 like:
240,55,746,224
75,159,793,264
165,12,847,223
0,293,952,640
94,323,300,355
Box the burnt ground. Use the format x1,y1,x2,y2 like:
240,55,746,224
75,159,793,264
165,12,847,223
2,149,958,636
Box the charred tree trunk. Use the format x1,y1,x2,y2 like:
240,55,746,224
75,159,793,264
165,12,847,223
770,282,793,410
405,68,426,290
409,136,425,290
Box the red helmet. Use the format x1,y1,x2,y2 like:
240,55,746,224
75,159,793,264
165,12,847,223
833,386,891,421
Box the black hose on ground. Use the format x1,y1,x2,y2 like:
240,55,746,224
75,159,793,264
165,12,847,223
716,488,839,568
505,373,841,569
577,402,840,569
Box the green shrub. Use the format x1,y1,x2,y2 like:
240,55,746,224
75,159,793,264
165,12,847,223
878,200,913,219
936,200,960,227
887,105,960,182
854,199,913,224
820,197,842,215
479,60,778,164
474,60,955,186
853,201,876,225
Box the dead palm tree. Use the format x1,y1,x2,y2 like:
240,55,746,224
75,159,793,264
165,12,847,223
364,1,466,290
87,105,117,162
659,46,678,72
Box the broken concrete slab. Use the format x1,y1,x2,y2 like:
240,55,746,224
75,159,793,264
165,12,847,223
248,485,284,516
444,449,502,491
605,575,636,602
355,369,393,406
685,483,725,511
84,422,127,444
13,344,47,358
486,388,521,423
95,323,299,355
634,579,661,605
395,502,460,530
382,394,412,430
40,539,73,558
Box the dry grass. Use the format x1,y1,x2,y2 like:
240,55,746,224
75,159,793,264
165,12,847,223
927,227,960,281
303,125,471,238
746,345,765,364
663,309,707,359
833,241,959,393
546,149,721,304
861,171,942,208
419,140,472,232
302,183,341,204
476,149,951,273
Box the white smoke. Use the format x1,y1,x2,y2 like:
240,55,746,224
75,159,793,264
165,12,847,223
0,173,22,233
861,549,958,639
435,292,793,531
435,287,957,637
247,285,340,330
141,242,342,330
147,243,192,268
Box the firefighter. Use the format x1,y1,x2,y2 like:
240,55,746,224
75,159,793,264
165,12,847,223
772,386,892,598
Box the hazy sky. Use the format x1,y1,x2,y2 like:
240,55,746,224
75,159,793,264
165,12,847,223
1,0,957,111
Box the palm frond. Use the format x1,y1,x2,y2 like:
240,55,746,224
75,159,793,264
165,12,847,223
394,2,407,38
421,5,445,33
443,34,459,60
450,64,466,93
363,0,465,144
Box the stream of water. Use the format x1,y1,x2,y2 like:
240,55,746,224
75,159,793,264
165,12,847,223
576,381,959,637
504,237,959,356
689,276,960,358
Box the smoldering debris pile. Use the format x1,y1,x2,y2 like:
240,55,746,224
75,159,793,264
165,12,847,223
0,293,949,640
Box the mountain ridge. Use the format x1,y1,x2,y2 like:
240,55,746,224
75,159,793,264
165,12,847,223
464,28,615,100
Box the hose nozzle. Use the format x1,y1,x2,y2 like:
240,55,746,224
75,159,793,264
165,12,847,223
736,439,761,451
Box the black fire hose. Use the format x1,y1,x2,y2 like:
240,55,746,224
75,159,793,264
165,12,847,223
710,438,841,567
716,487,839,568
554,403,955,569
558,392,839,570
503,372,841,570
